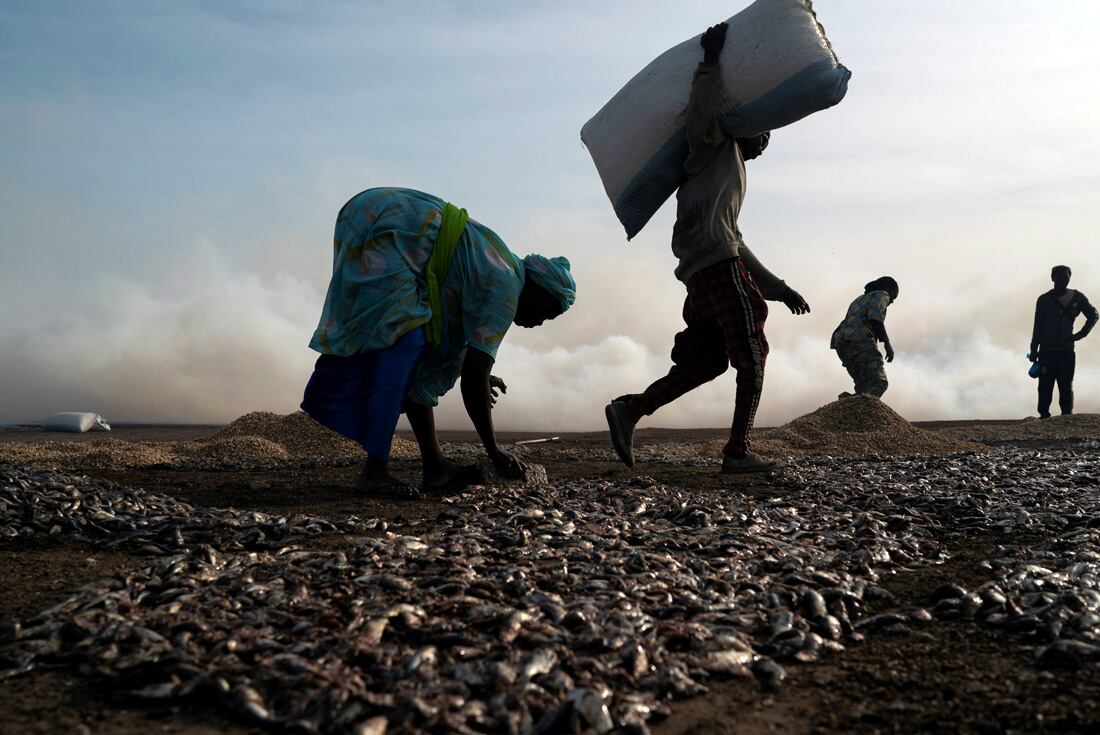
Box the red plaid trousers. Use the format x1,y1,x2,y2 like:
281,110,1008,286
622,258,769,458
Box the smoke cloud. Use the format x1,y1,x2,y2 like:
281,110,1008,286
2,235,1096,431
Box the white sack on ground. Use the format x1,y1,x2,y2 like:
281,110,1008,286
42,412,111,433
582,0,850,239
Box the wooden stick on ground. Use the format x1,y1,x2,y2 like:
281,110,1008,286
513,437,561,446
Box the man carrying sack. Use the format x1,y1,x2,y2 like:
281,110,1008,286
604,23,810,474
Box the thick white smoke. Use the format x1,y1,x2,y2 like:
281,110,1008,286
0,244,322,425
2,235,1096,431
493,327,1100,432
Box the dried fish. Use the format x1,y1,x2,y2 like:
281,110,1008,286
5,441,1100,731
0,465,370,553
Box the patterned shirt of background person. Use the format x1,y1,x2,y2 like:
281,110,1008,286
830,277,899,399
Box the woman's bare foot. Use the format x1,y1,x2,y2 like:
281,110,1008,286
353,460,419,498
422,458,482,493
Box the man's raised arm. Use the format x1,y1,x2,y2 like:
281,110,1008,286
684,23,728,156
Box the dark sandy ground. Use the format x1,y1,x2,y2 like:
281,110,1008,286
1,423,1097,734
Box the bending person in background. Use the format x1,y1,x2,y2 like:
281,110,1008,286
302,187,576,496
604,22,811,475
1030,265,1098,418
830,276,899,399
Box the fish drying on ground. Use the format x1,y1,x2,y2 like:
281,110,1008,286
0,464,380,555
5,448,1100,732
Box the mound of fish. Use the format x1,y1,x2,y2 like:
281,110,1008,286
0,439,179,469
4,446,1100,733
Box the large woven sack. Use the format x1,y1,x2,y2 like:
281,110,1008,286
43,412,111,433
582,0,851,239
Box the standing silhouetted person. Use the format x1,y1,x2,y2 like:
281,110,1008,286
1030,265,1098,418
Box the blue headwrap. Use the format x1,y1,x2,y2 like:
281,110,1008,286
522,254,576,312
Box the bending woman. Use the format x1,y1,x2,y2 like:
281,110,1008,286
302,187,576,495
830,276,899,399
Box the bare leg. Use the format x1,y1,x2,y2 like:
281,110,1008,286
354,455,391,486
351,455,419,497
404,400,463,488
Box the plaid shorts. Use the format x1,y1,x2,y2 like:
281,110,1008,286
625,258,769,457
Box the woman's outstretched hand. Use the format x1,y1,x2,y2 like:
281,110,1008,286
490,448,527,480
488,375,508,406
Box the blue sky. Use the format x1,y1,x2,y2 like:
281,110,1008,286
2,1,1099,428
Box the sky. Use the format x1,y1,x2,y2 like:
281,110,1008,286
2,1,1099,430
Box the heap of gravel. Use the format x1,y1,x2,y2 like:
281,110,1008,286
0,439,177,469
181,435,291,462
209,411,418,461
755,395,985,458
938,414,1100,443
0,411,419,470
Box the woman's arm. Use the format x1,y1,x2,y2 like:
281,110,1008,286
461,349,525,477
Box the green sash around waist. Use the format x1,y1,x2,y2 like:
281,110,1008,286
425,202,469,347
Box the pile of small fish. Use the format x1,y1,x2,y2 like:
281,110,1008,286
0,463,946,733
3,447,1100,733
0,465,375,554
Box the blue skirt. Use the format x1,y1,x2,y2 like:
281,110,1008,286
301,327,426,461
